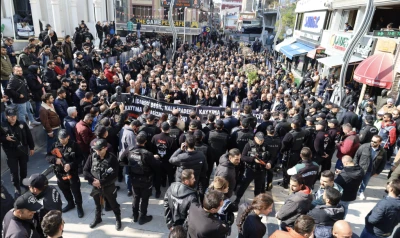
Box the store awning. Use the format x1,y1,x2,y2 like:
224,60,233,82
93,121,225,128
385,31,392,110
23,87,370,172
353,52,394,89
280,42,314,60
307,47,326,59
317,55,363,68
274,37,296,52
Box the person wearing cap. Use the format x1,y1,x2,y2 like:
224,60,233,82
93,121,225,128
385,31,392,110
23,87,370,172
168,116,183,145
359,115,379,144
2,192,42,238
328,104,341,120
360,104,376,128
139,114,161,151
303,116,316,153
1,107,35,198
240,105,257,130
73,51,91,80
280,120,307,189
275,112,292,139
164,169,199,230
339,105,358,129
234,132,271,205
119,134,161,225
45,129,84,217
263,125,281,190
314,120,331,171
150,122,178,198
22,174,62,237
84,138,121,230
178,120,198,145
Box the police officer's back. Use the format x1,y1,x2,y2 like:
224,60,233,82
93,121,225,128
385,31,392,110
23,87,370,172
139,114,161,151
314,120,331,166
208,120,230,167
264,126,281,190
168,116,183,145
275,112,291,138
119,133,161,225
230,118,254,152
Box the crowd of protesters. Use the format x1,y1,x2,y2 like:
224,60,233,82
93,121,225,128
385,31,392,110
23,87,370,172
1,20,400,238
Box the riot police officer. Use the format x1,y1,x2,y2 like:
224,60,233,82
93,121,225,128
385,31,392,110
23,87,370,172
193,130,213,188
359,115,378,144
263,125,281,191
208,120,230,168
304,116,316,155
280,120,307,189
45,129,84,218
314,121,331,171
119,133,161,225
83,139,121,230
0,108,35,198
234,132,271,205
168,116,183,145
139,114,161,151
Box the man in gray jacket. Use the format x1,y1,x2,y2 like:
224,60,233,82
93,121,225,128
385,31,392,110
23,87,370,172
214,149,241,199
169,135,208,194
276,174,313,231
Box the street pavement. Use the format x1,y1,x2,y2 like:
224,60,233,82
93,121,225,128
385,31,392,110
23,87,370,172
1,129,398,237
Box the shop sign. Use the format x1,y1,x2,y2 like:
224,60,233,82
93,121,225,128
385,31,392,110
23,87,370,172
375,38,397,54
353,37,376,59
134,19,199,28
330,34,351,51
161,0,200,8
294,30,320,42
373,30,400,38
301,11,326,33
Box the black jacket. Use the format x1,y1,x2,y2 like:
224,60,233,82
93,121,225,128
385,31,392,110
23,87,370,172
334,165,364,201
365,196,400,237
43,67,61,91
25,65,45,102
359,124,379,144
354,143,387,175
215,153,237,198
308,204,345,238
6,74,30,104
34,186,62,237
237,203,266,238
339,111,358,128
0,120,35,151
45,140,83,177
83,151,119,186
150,132,178,161
2,209,40,238
139,124,161,151
164,182,198,229
208,129,229,164
169,149,208,189
222,116,239,133
187,203,229,238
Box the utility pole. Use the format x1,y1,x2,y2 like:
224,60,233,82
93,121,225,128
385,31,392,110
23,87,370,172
168,0,177,61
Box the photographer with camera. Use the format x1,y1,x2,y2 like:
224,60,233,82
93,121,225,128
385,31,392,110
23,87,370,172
45,129,84,218
119,133,161,225
0,107,35,198
234,132,271,206
83,139,121,230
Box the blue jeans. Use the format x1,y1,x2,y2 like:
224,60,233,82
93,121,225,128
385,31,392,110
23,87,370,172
46,128,59,153
359,171,372,194
339,200,350,218
1,80,9,90
34,101,41,119
15,102,36,123
125,166,132,192
360,228,380,238
137,30,140,38
0,111,6,123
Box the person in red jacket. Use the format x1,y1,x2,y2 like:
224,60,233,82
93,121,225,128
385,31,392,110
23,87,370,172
104,65,116,84
269,215,315,238
378,113,397,162
75,114,95,167
54,55,68,76
335,123,360,170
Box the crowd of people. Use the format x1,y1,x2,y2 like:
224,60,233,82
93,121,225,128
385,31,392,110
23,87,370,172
1,20,400,238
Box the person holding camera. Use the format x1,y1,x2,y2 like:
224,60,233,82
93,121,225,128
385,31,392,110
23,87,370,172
0,107,35,198
119,133,161,225
83,139,121,230
45,129,84,218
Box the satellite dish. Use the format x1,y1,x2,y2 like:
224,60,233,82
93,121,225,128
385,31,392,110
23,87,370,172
286,29,293,36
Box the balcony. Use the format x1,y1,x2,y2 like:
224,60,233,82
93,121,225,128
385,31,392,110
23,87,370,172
258,0,278,14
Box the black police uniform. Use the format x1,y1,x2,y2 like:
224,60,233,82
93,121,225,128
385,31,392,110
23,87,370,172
304,125,316,154
359,124,378,144
139,123,161,151
208,128,230,167
168,125,183,145
235,140,270,202
2,209,41,238
119,145,160,220
150,132,177,192
281,128,306,187
275,119,291,138
83,150,120,227
194,140,213,188
45,140,84,210
264,135,281,187
0,118,34,192
314,129,331,170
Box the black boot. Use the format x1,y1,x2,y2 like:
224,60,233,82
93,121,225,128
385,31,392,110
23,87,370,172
77,204,84,218
89,210,102,228
138,215,153,225
115,213,122,230
62,203,75,213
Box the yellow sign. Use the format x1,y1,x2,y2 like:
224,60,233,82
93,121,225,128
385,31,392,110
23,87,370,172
375,39,397,54
206,27,211,32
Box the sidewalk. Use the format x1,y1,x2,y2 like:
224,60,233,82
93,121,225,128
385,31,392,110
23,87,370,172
1,137,396,237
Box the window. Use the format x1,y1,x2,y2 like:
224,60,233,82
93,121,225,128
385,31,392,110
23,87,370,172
324,11,334,30
295,13,304,30
132,5,152,19
339,9,358,31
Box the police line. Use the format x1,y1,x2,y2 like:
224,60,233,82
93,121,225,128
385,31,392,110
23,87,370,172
123,94,264,124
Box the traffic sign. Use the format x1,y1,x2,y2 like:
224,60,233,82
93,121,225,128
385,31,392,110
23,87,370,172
206,27,211,33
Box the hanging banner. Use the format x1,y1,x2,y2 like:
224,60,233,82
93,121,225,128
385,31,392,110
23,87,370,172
301,11,326,33
161,0,200,8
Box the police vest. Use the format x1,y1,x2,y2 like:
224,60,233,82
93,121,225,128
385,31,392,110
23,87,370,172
290,129,306,151
208,130,229,151
128,148,152,183
91,155,112,184
141,125,157,141
264,136,280,159
236,129,253,152
195,143,208,158
247,140,267,170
